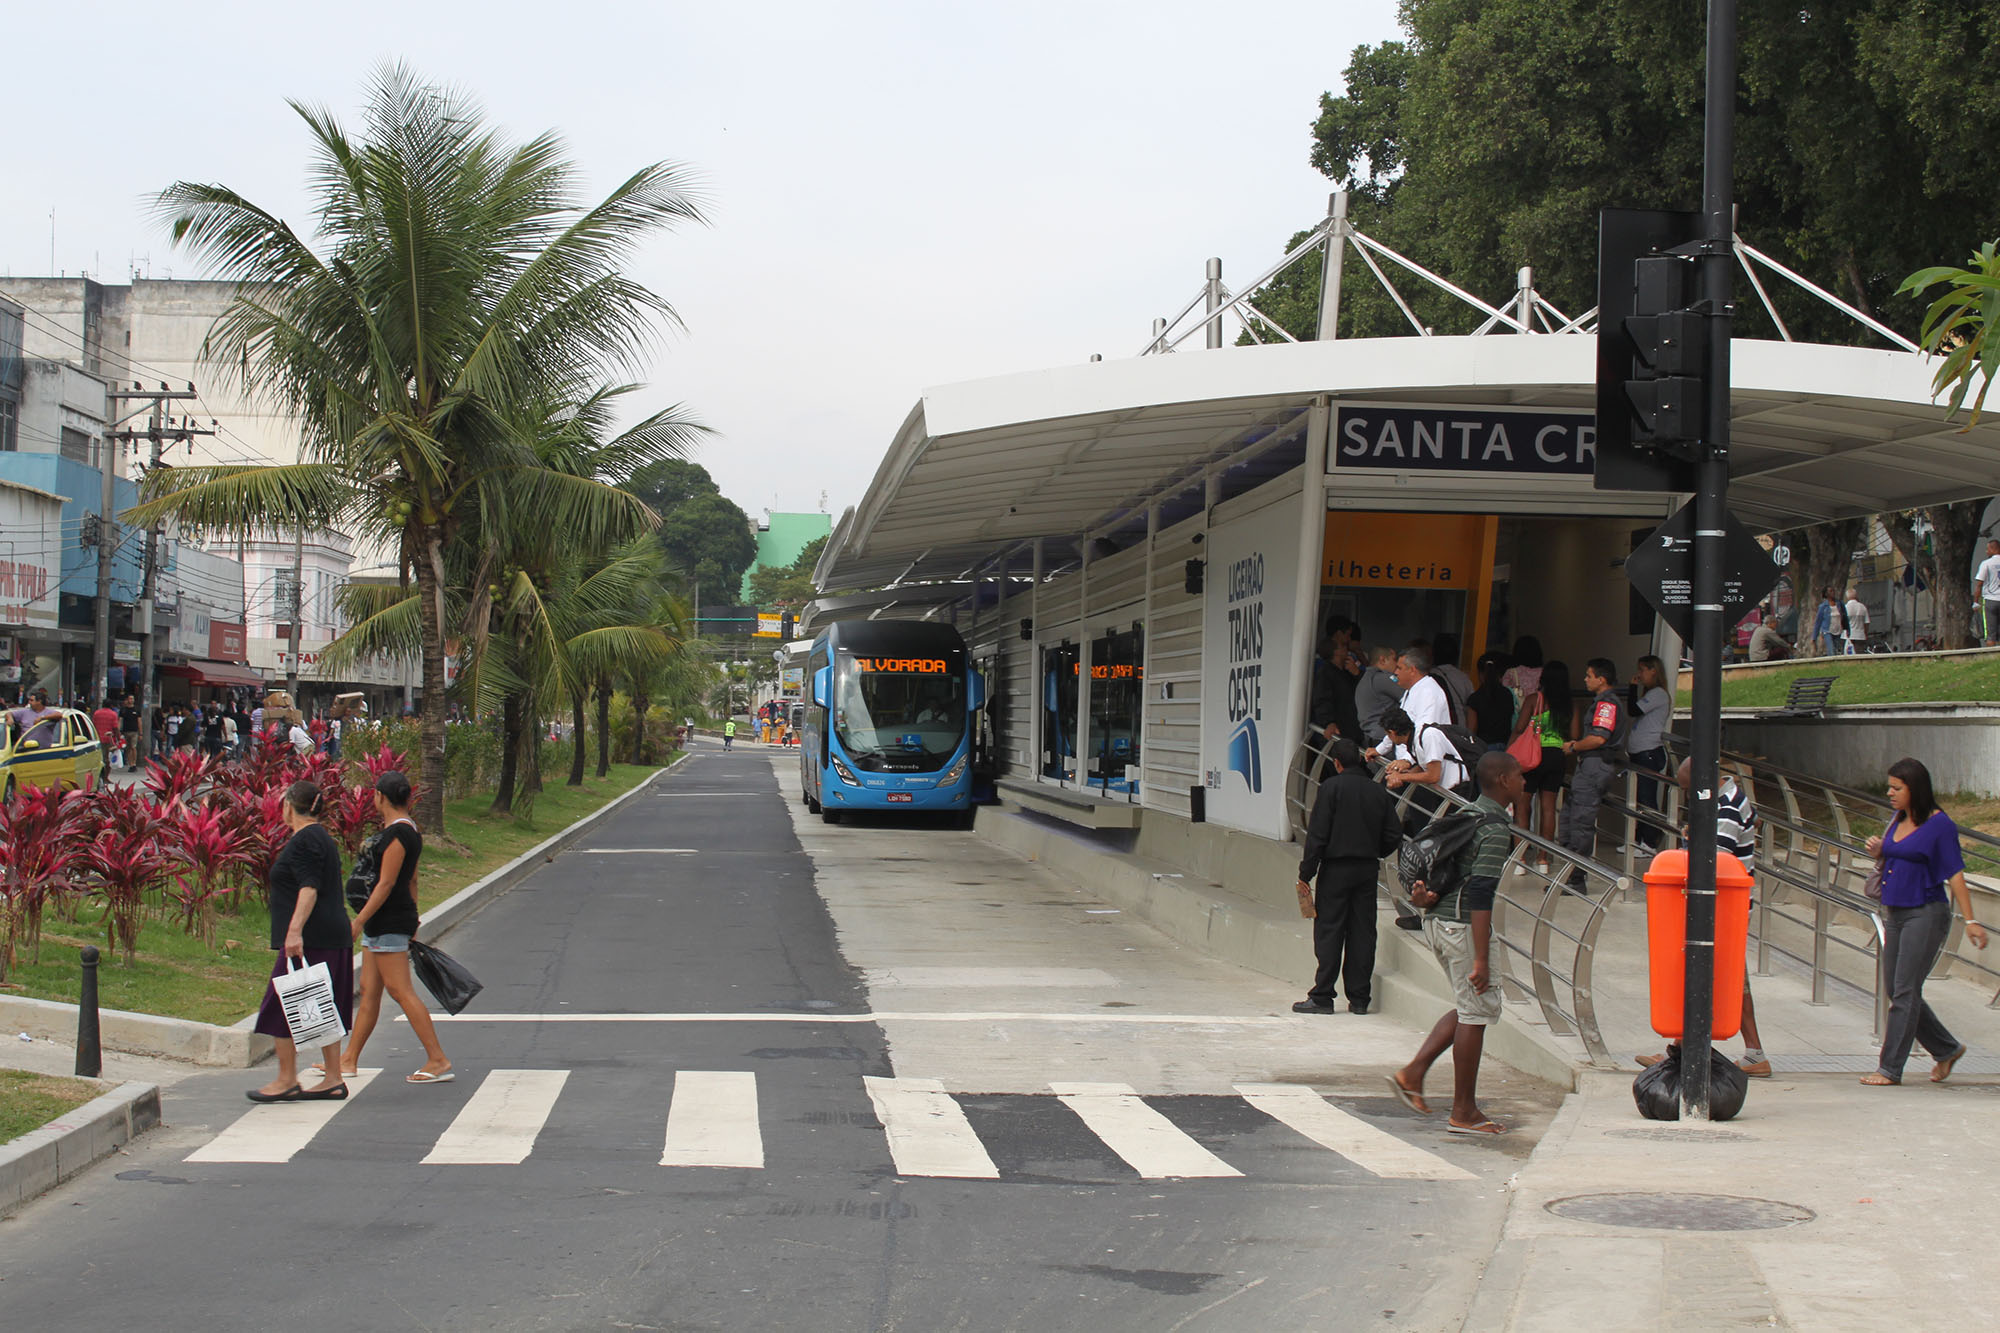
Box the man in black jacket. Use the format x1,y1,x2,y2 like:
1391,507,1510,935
1293,738,1404,1014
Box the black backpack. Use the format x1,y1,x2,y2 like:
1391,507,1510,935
1419,721,1487,775
344,832,383,912
1397,809,1509,911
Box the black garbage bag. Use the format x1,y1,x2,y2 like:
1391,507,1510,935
409,939,485,1015
1633,1045,1749,1122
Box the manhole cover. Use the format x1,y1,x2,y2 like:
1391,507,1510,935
1606,1128,1755,1143
1546,1192,1813,1231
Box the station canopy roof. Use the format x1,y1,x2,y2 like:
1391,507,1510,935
816,335,2000,594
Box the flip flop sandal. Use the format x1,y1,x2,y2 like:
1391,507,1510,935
1446,1119,1507,1136
1385,1074,1430,1115
1932,1045,1969,1083
407,1070,456,1084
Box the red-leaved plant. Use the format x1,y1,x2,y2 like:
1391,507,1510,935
167,804,255,946
143,749,219,808
0,784,92,981
78,785,181,967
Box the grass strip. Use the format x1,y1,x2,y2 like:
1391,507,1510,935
1678,652,2000,709
0,1068,101,1145
1,762,665,1027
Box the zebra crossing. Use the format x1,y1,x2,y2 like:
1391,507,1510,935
186,1070,1480,1182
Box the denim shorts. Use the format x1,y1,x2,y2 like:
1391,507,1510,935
362,932,412,953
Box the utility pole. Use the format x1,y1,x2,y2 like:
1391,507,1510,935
1678,0,1739,1121
284,525,306,698
106,384,210,763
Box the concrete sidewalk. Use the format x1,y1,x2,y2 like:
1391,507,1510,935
1471,1068,2000,1330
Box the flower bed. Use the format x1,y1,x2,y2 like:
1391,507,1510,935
0,743,410,986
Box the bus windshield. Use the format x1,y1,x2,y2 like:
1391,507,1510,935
834,652,965,766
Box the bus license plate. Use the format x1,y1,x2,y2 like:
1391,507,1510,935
886,793,913,803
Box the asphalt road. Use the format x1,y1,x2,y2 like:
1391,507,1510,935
1,742,1559,1332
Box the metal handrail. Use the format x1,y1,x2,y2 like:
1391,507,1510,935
1286,734,1627,1067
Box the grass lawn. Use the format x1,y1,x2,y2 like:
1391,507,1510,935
0,1069,101,1145
0,761,668,1026
1678,652,2000,710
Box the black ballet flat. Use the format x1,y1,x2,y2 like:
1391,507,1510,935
246,1085,304,1103
298,1084,349,1101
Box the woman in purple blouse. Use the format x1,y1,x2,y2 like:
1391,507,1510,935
1860,758,1989,1086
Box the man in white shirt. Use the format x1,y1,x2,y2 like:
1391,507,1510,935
1974,538,2000,647
1842,588,1869,654
1374,646,1451,770
1379,705,1468,835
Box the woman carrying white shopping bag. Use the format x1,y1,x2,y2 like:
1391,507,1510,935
247,780,353,1104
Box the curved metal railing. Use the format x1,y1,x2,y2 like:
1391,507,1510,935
1286,732,1629,1068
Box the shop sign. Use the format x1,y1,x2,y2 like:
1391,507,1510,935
0,558,57,627
209,620,247,661
1199,502,1305,840
1331,406,1596,476
1322,511,1496,590
114,638,143,663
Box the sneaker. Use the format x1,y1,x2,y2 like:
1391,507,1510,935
1291,1000,1338,1015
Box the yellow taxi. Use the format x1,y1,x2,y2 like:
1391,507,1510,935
1,706,107,800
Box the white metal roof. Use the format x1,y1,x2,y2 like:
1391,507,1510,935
817,335,2000,591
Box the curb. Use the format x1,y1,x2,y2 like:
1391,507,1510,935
0,757,687,1070
0,1079,161,1216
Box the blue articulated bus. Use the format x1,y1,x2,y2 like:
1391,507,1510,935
799,620,986,825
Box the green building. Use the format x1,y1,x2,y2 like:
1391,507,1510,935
742,511,832,600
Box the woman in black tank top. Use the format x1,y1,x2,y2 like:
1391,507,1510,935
331,771,454,1083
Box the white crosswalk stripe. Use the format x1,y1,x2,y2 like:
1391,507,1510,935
661,1071,764,1168
422,1069,570,1165
185,1070,383,1164
862,1075,1000,1178
1234,1084,1476,1181
1050,1081,1242,1179
187,1071,1484,1183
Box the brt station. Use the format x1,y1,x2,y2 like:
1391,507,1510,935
806,226,2000,1081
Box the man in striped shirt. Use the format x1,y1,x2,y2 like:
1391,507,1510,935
1637,760,1770,1077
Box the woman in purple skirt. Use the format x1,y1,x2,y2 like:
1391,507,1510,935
247,780,353,1103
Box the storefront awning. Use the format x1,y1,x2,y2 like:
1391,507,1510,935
163,660,267,688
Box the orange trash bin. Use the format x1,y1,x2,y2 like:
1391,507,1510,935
1643,849,1754,1040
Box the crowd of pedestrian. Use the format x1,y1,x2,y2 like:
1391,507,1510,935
1295,619,1989,1124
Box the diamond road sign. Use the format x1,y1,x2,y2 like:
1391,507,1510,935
1624,502,1781,643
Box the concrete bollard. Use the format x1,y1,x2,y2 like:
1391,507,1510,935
75,946,102,1079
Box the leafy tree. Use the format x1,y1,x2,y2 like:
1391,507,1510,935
1265,1,2000,343
657,491,757,600
127,66,705,831
745,533,827,608
624,459,723,516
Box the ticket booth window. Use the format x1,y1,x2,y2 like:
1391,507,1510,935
1040,643,1078,781
1321,511,1497,663
1086,627,1143,797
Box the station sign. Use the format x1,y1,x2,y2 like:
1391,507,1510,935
1330,406,1596,476
1200,501,1306,840
1623,501,1780,642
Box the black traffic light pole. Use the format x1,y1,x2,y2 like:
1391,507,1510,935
1682,0,1738,1120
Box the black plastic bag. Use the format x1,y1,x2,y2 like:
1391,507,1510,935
409,939,484,1015
1633,1045,1749,1122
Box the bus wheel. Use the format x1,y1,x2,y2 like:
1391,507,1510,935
805,791,821,814
820,807,842,825
952,809,976,831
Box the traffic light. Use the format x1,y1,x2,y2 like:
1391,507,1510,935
780,611,795,640
1595,208,1703,493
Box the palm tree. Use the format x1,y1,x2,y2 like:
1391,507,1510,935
124,65,705,832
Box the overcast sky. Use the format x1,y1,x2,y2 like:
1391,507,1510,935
5,0,1403,523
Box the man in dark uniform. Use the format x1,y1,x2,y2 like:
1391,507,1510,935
1308,621,1362,745
1293,738,1404,1015
1557,657,1630,876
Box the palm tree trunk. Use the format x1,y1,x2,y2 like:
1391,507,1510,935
522,707,544,796
595,676,612,778
569,691,587,785
414,533,450,833
630,683,650,764
491,691,522,815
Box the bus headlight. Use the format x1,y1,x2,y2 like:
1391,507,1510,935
831,757,859,785
942,753,968,783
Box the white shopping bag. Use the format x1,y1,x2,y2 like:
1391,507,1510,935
272,956,346,1048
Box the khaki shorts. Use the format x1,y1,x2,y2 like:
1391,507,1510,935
1423,916,1502,1026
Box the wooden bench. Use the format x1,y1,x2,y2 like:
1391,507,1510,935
1761,675,1836,719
